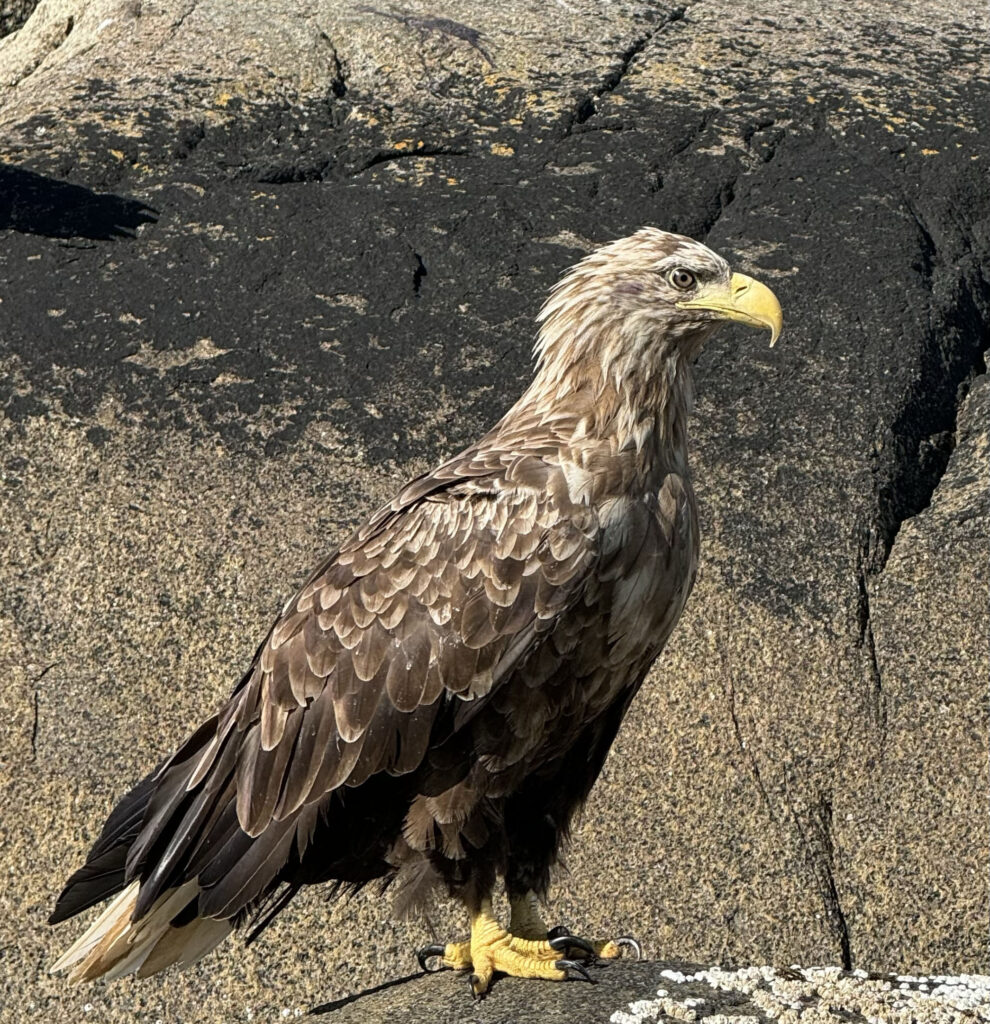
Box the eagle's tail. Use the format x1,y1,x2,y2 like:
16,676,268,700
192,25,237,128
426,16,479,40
48,709,394,983
48,717,243,983
50,879,233,982
50,690,406,983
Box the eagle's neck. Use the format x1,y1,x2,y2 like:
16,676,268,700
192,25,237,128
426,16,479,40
515,315,701,483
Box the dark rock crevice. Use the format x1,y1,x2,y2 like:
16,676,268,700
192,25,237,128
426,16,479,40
30,688,39,760
741,117,784,165
855,534,886,750
868,201,990,575
698,177,737,241
718,635,778,824
28,661,55,763
318,30,349,99
562,5,688,136
51,13,74,49
786,784,853,970
813,793,853,972
668,108,718,158
411,250,426,296
347,144,468,179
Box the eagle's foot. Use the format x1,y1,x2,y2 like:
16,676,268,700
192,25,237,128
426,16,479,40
419,900,597,996
466,919,594,997
417,934,588,977
547,925,643,961
509,891,641,962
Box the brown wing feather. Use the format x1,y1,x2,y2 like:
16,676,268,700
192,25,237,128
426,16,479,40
187,453,599,852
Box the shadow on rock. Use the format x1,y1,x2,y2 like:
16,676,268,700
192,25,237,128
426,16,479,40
0,163,157,239
309,970,425,1015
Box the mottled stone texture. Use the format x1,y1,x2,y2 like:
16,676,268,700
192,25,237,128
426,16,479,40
0,0,36,39
852,376,989,971
0,0,987,1021
316,960,990,1023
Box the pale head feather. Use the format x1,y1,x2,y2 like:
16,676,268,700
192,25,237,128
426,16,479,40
520,228,733,453
534,227,730,385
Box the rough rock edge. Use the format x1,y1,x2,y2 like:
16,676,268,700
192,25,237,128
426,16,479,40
315,959,990,1023
0,0,671,163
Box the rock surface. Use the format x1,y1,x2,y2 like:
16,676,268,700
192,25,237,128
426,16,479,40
859,374,990,970
316,959,990,1024
0,0,987,1022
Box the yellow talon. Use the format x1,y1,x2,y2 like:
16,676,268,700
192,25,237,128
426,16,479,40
419,891,630,991
468,901,567,995
441,939,472,970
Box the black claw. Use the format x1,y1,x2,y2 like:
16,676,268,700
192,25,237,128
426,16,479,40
614,936,643,960
549,933,596,958
547,925,571,941
417,943,447,973
555,958,597,984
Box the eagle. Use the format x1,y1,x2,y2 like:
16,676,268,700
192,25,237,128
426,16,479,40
50,228,781,996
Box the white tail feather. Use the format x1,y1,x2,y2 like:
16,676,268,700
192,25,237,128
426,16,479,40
50,882,141,976
50,880,232,983
137,917,233,978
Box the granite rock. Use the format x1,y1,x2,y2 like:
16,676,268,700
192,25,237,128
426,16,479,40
315,959,990,1024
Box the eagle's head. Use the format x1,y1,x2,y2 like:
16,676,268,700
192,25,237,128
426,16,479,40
534,228,782,396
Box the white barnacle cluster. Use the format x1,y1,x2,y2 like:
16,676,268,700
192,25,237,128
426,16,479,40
608,965,990,1024
914,974,990,1016
609,977,714,1024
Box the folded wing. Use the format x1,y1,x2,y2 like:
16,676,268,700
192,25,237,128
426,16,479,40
51,450,601,960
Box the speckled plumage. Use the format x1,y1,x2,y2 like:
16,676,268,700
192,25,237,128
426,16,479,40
49,228,772,984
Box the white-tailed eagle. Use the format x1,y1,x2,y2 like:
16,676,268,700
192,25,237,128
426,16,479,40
50,228,781,996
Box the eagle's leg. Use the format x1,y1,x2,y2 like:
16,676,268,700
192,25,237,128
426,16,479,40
497,700,645,963
502,800,640,960
508,889,550,938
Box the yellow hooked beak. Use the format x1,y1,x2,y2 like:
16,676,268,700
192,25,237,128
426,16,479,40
676,272,783,346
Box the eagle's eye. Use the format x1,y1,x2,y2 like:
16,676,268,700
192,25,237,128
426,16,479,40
667,268,696,291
